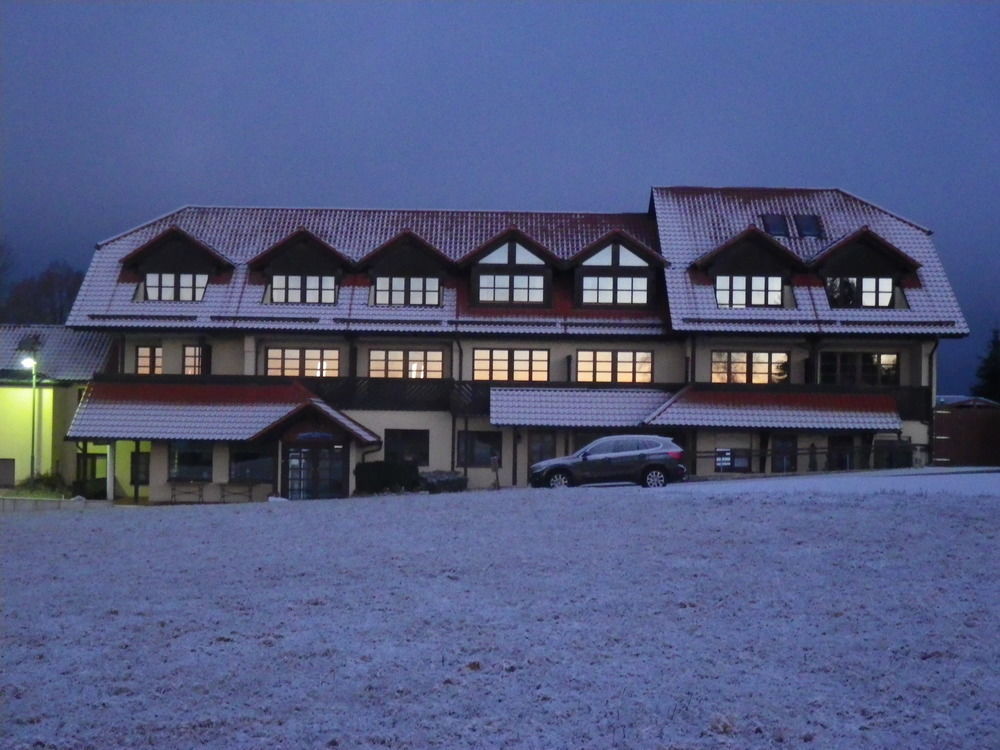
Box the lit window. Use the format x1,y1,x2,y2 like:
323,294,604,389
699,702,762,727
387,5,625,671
368,350,443,379
145,273,208,302
793,214,823,238
760,214,790,237
715,275,782,308
372,277,441,306
577,350,652,383
711,351,789,384
182,345,207,375
136,346,162,375
478,274,545,303
265,347,339,377
472,349,548,382
271,275,337,304
826,277,894,308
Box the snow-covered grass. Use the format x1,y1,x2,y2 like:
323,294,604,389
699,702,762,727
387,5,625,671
2,470,998,749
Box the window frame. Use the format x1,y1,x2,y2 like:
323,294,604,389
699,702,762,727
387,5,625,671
576,349,653,383
711,350,790,384
264,347,340,377
135,345,163,375
472,241,551,306
715,275,783,308
368,349,444,379
577,242,653,307
819,351,900,386
384,429,431,466
793,214,824,238
371,276,442,306
472,348,549,382
182,345,206,375
760,214,790,237
229,445,275,483
143,272,209,302
167,440,213,482
825,276,895,308
269,274,338,304
457,430,502,468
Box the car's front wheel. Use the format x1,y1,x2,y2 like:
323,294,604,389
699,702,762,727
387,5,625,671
642,467,668,488
547,470,572,488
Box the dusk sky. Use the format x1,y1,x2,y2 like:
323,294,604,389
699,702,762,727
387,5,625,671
1,1,997,392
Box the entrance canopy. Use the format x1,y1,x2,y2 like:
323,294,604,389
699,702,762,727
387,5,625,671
67,381,379,444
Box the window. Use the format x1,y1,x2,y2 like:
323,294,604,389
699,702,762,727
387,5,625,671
760,214,789,237
715,448,751,473
577,350,653,383
457,431,502,468
368,350,444,379
144,273,209,302
793,214,823,238
265,348,339,377
270,274,337,304
0,458,14,487
472,349,548,382
711,351,789,384
168,440,213,482
182,345,208,375
715,275,782,308
130,452,150,486
771,435,798,474
385,429,430,466
478,274,545,303
372,277,440,306
527,432,557,466
581,275,648,305
825,277,894,308
819,352,899,386
479,241,545,265
229,446,274,483
136,346,163,375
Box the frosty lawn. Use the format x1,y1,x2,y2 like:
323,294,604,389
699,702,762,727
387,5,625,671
2,471,998,749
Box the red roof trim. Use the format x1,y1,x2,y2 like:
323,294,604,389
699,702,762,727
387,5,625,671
246,227,353,271
809,226,922,272
690,225,807,272
118,226,234,269
681,389,899,413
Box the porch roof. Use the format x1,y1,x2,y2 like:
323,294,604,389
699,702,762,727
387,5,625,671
645,387,902,431
490,387,672,428
66,381,379,444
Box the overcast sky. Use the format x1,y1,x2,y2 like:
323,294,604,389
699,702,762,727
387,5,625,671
1,1,997,392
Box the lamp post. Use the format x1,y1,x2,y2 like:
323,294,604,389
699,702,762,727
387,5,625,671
20,356,37,480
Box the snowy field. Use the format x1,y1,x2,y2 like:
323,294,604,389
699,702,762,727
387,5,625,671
2,470,998,749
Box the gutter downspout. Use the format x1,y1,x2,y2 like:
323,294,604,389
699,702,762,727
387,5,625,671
928,338,939,465
453,337,464,473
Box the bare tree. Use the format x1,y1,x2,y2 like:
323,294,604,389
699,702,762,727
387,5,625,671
1,260,84,324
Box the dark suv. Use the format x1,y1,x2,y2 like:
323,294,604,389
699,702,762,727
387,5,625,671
529,435,687,489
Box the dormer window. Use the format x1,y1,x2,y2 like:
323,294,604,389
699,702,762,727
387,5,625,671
372,276,440,306
578,243,651,306
144,273,208,302
793,214,823,238
473,239,550,305
715,275,782,308
826,276,895,308
270,274,337,304
760,214,789,237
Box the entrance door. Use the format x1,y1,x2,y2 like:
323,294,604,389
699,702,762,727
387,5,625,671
285,444,346,499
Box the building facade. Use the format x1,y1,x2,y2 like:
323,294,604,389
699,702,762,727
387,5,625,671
56,187,967,501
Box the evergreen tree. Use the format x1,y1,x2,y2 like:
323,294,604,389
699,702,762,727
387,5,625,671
970,328,1000,402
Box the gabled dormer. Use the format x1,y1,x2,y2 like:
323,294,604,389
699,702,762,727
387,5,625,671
691,225,805,309
356,231,453,306
810,227,920,309
120,226,233,302
573,232,664,307
248,229,350,305
463,230,557,306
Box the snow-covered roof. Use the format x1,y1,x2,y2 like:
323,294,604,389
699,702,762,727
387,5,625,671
490,387,671,427
67,381,379,443
0,325,111,382
651,187,968,336
67,206,663,334
646,387,902,430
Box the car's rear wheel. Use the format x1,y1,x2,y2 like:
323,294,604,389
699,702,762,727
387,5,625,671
547,470,572,488
642,467,668,488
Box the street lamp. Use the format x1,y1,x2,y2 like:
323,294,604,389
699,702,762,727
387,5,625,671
21,356,37,480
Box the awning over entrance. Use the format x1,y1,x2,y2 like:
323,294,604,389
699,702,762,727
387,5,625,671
67,381,379,444
490,387,672,428
646,388,902,431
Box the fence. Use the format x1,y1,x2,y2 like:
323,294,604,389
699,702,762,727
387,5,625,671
699,441,926,476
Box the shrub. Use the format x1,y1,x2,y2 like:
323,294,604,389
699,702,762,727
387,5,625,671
17,472,70,494
418,471,468,494
354,460,421,494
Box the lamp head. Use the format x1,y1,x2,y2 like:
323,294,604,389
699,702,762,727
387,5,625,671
21,356,37,369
